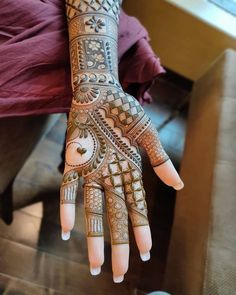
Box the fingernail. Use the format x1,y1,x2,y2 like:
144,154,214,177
173,180,184,190
151,292,171,295
90,266,101,276
140,251,151,261
113,275,124,283
61,230,70,240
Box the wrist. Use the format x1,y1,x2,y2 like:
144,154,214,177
71,80,123,109
73,72,121,93
69,26,119,88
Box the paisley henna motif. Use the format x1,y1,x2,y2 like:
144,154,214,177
61,0,168,245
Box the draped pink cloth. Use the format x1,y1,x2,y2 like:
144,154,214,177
0,0,166,118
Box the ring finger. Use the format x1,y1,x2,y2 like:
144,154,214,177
123,166,152,261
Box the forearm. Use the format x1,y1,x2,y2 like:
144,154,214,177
65,0,122,97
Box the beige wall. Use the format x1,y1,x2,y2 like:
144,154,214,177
123,0,236,81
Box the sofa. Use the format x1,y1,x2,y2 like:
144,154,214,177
163,49,236,295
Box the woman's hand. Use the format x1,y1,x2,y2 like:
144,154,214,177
61,0,184,283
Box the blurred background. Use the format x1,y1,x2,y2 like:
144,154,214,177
0,0,235,294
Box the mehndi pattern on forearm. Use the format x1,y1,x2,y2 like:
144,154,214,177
66,1,120,87
69,13,118,41
70,32,118,85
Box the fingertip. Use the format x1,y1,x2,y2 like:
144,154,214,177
61,230,71,240
153,159,183,188
173,180,184,190
87,237,105,268
133,226,152,255
113,275,124,283
140,251,151,261
60,203,76,232
112,244,129,279
90,266,101,276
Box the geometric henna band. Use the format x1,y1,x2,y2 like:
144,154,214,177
60,171,79,204
84,182,104,237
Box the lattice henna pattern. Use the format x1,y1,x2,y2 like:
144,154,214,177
136,124,170,167
66,0,122,22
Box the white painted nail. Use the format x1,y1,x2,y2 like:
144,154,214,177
140,251,151,261
148,292,171,295
113,275,124,283
90,266,101,276
173,180,184,190
61,230,71,240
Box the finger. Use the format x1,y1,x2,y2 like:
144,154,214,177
84,182,104,276
102,153,130,283
60,170,79,240
123,166,152,260
105,185,129,283
102,153,131,282
154,159,184,190
137,123,184,190
112,243,129,283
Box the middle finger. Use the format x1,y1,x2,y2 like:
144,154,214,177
105,184,129,283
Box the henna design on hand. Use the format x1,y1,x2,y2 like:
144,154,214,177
84,182,104,237
60,170,79,204
136,124,169,167
61,0,169,245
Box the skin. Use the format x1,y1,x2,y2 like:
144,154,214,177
60,0,184,283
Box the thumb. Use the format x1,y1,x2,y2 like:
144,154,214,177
137,122,184,190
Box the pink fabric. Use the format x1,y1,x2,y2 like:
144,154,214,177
0,0,166,118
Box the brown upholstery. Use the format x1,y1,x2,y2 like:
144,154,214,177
163,49,236,295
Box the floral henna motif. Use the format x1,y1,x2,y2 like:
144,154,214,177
61,0,167,245
74,86,100,104
85,16,105,33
